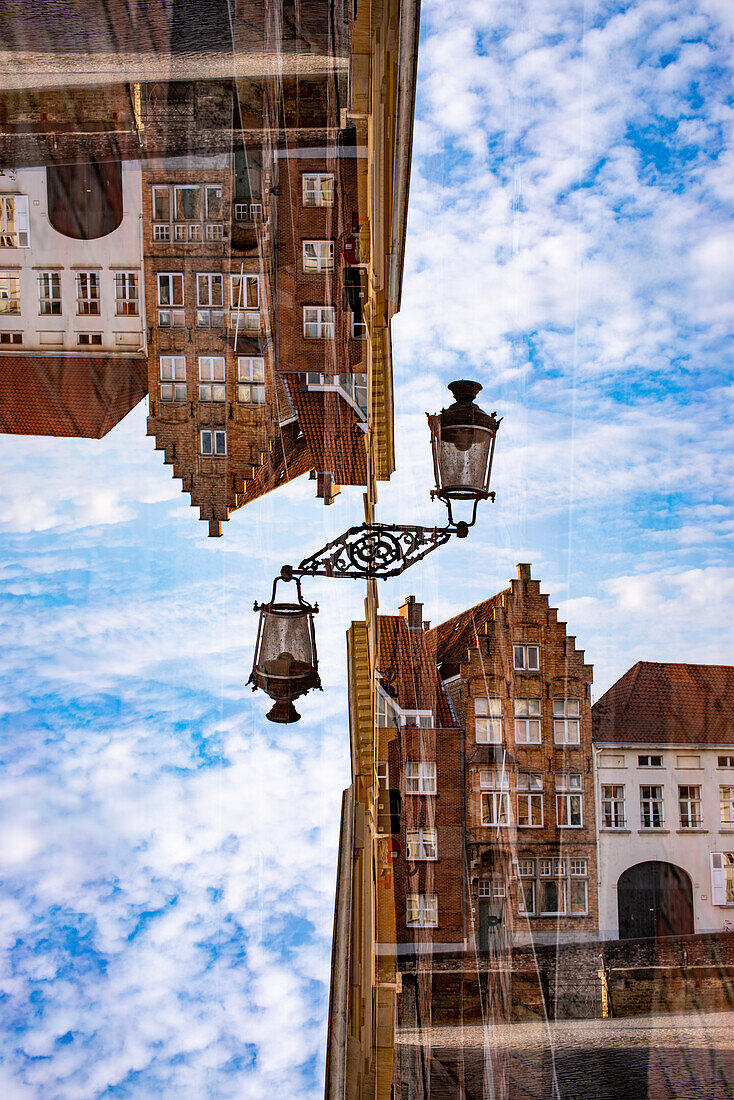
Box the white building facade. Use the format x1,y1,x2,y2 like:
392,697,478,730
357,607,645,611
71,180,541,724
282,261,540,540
593,662,734,941
0,160,145,355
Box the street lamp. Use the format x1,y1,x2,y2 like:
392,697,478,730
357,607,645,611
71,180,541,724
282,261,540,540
250,379,501,722
427,379,501,529
248,574,321,724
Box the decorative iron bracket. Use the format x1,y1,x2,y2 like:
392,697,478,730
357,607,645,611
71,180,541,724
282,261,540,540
279,519,471,582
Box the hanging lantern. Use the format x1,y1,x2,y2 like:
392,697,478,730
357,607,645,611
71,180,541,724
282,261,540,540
249,574,321,723
427,380,501,527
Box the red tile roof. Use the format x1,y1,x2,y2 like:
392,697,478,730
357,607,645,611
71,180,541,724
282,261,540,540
284,373,367,485
592,661,734,746
0,355,147,438
429,590,508,674
377,615,457,728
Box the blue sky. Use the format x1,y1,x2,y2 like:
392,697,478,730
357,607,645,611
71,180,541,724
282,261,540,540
1,0,733,1096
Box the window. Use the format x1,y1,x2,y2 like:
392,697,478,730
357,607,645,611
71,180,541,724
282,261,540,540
351,313,367,339
115,273,138,316
556,773,583,827
638,754,663,767
175,185,200,221
38,271,61,315
679,785,702,829
77,333,102,346
721,786,734,828
302,174,334,207
477,878,505,898
0,195,30,247
480,770,510,827
711,853,734,905
0,331,22,345
517,859,535,915
230,274,259,310
76,272,100,316
601,784,626,829
206,185,223,220
569,859,589,915
401,712,433,729
198,357,226,402
303,306,335,338
640,785,664,829
405,762,436,795
517,772,543,827
539,859,566,915
196,274,224,327
0,271,20,314
513,644,539,671
406,827,437,861
406,894,438,928
159,356,186,403
237,358,265,403
157,274,184,327
152,186,170,222
475,697,502,744
303,240,334,273
553,697,581,744
719,756,734,769
515,698,542,744
200,429,226,456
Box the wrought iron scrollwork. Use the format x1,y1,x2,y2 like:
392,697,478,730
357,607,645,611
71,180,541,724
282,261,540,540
282,522,455,581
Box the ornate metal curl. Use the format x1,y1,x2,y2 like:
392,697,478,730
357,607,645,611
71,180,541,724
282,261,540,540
280,522,457,581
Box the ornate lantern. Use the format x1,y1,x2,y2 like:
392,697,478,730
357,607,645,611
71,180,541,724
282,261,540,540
427,379,501,528
248,574,321,723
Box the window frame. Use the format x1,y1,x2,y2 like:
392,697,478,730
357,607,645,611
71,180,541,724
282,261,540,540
475,697,503,745
302,240,335,273
517,772,544,828
158,356,187,403
720,785,734,829
237,357,265,404
38,270,62,315
513,644,540,671
157,272,185,327
0,270,21,314
114,272,139,316
556,773,583,828
514,697,542,744
406,893,438,928
302,173,334,208
553,697,581,745
405,761,437,796
0,194,30,247
678,784,702,830
640,784,665,829
197,356,226,403
406,827,437,861
75,271,101,316
200,428,227,457
601,784,626,829
196,273,224,328
303,305,335,339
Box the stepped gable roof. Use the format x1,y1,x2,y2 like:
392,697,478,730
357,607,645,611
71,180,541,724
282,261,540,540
0,355,147,438
376,615,457,729
592,661,734,746
240,420,312,505
430,589,508,674
284,373,367,485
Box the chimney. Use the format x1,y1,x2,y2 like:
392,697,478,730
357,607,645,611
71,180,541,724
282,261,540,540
399,595,423,630
517,563,531,581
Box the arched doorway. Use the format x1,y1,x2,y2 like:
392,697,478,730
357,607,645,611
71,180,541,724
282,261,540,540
46,158,123,240
618,861,694,940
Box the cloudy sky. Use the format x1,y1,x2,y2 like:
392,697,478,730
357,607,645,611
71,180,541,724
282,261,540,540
1,0,733,1096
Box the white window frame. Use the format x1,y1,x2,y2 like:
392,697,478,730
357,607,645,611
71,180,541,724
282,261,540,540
351,313,367,340
76,332,102,346
237,357,265,404
721,785,734,829
0,195,30,247
553,697,581,745
475,697,502,744
517,773,544,828
198,356,226,403
406,827,437,861
75,271,101,316
480,770,510,828
640,784,665,829
513,644,540,671
406,894,438,928
538,861,567,916
200,428,226,457
601,784,626,829
152,185,171,223
514,698,542,744
0,270,20,314
38,271,61,315
0,331,22,345
711,853,734,906
638,754,663,768
718,756,734,769
405,761,436,796
302,240,334,273
302,173,334,207
114,272,139,316
556,773,583,828
196,273,224,327
159,356,187,403
157,273,184,327
303,305,335,339
230,273,260,310
678,785,702,830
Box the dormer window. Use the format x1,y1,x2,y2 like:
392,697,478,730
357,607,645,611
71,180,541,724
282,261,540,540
513,644,539,671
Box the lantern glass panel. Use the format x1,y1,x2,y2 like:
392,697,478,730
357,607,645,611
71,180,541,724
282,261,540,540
257,607,315,677
436,428,492,498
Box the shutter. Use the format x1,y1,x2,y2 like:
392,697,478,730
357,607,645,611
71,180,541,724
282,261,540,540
16,196,30,246
711,853,727,906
